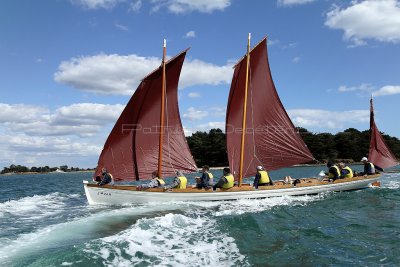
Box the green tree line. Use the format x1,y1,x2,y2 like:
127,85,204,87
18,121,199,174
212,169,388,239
187,128,400,167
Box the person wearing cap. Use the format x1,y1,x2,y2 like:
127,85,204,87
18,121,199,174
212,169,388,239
195,165,214,189
338,162,353,179
359,157,383,175
325,161,340,181
165,171,188,190
98,167,114,186
253,166,273,189
213,167,234,190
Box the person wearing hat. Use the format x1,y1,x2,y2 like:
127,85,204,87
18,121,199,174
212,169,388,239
165,171,188,190
213,167,234,190
338,162,353,179
325,161,340,181
253,166,273,189
359,157,383,176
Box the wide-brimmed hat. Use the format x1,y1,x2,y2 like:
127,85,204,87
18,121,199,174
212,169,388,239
361,157,368,162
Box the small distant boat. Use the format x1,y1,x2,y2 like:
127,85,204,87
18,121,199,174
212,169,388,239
83,36,381,205
52,169,65,173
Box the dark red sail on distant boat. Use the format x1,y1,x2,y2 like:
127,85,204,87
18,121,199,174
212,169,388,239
226,38,314,179
368,98,398,169
94,49,197,181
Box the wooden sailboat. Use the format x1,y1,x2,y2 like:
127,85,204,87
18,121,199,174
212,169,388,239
83,36,380,205
368,97,399,169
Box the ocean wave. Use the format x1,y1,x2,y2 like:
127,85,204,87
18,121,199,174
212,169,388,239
0,192,80,219
84,213,248,266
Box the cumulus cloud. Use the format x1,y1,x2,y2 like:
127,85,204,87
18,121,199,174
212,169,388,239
325,0,400,46
151,0,231,14
338,83,374,93
0,103,124,168
0,103,123,137
372,85,400,97
288,109,370,129
185,30,196,38
70,0,122,9
278,0,316,7
0,104,48,123
183,107,208,121
55,53,233,95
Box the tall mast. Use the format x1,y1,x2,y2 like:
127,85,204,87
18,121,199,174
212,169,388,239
238,33,251,187
158,39,167,178
370,95,374,131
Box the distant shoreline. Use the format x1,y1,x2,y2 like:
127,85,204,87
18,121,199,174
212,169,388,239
1,170,95,176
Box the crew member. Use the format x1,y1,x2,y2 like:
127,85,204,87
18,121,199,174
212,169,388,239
359,157,383,175
253,166,273,189
325,161,340,181
213,167,234,190
98,167,114,186
196,165,214,189
338,162,353,179
137,171,165,190
165,171,188,190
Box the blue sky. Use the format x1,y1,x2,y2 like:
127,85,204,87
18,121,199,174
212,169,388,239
1,0,400,168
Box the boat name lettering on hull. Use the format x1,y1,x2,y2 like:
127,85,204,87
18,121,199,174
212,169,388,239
97,192,111,196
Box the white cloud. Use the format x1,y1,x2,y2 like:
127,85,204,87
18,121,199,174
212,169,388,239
185,30,196,38
151,0,231,14
115,22,129,31
210,106,226,117
0,104,48,123
196,121,225,131
71,0,122,9
278,0,316,7
373,85,400,97
188,92,200,98
183,107,208,121
0,103,123,137
0,103,124,168
267,39,279,46
129,0,142,12
55,53,233,95
288,109,370,129
325,0,400,46
292,57,300,63
338,83,374,93
180,59,233,88
54,54,161,95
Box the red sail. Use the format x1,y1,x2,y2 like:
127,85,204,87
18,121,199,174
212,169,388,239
94,50,197,181
368,98,398,169
226,38,314,179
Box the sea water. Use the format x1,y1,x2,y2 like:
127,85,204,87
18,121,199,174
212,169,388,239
0,165,399,266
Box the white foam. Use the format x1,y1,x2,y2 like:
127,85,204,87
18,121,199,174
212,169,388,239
0,203,189,265
84,213,248,266
0,192,80,219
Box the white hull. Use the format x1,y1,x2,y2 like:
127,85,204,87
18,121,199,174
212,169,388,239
83,175,380,205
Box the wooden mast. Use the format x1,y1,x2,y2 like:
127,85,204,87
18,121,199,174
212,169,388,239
238,33,251,187
158,39,167,178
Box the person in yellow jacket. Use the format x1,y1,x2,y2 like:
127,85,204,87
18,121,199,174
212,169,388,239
325,161,340,181
253,166,273,189
338,162,353,179
213,167,234,190
137,171,165,190
165,171,188,190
